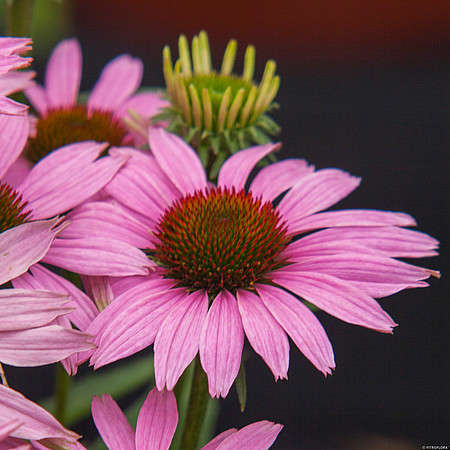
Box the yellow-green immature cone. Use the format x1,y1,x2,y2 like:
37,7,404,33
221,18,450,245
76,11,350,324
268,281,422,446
155,31,281,179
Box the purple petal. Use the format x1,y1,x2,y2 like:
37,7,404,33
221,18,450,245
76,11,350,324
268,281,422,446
278,169,361,232
236,290,289,380
44,39,82,109
135,388,178,450
154,290,208,390
88,55,143,113
249,158,315,202
217,143,280,191
272,270,397,333
148,128,207,195
199,290,244,398
256,284,335,375
91,395,135,450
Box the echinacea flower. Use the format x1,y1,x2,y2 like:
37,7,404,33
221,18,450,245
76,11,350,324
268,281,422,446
92,387,282,450
0,37,34,115
0,384,83,449
59,129,438,398
21,38,168,169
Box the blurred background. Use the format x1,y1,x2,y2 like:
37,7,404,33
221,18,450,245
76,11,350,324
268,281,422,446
1,0,449,448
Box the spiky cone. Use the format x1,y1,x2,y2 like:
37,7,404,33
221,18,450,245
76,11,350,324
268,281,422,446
157,30,281,179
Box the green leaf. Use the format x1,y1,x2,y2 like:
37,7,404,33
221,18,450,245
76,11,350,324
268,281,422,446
198,398,219,447
40,356,154,427
235,360,247,413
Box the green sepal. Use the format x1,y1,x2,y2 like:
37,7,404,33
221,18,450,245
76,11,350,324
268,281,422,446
209,151,227,180
235,360,247,413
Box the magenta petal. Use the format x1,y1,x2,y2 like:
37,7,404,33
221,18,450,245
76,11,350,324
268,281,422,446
42,237,153,276
217,143,280,191
0,324,95,366
278,169,361,231
88,54,143,113
0,384,80,445
155,290,208,390
91,395,135,450
135,388,178,450
0,113,29,178
215,421,283,450
273,270,397,332
0,218,62,285
256,284,335,375
0,289,72,331
236,290,289,380
249,158,315,202
44,39,82,109
148,128,208,195
199,290,244,398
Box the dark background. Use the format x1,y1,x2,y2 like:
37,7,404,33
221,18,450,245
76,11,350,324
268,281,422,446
6,0,449,448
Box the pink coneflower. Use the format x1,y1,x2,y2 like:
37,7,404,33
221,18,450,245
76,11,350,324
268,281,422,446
0,384,83,448
0,37,34,115
92,387,282,450
20,38,168,168
67,128,438,397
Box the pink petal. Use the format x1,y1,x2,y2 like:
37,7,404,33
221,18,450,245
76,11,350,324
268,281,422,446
0,324,95,366
0,218,62,285
0,419,22,440
0,38,32,57
154,290,208,390
42,237,153,276
215,421,283,450
249,158,315,202
272,270,397,332
0,113,29,178
18,142,127,219
0,289,72,331
201,429,237,450
217,143,280,191
256,284,335,375
24,83,48,116
236,290,289,380
82,275,114,312
278,169,361,232
0,384,80,445
0,437,31,449
0,95,28,115
115,91,169,120
91,395,135,450
148,128,207,195
88,54,143,113
135,388,178,450
90,280,180,369
1,156,32,188
13,264,97,331
291,209,417,234
199,290,244,398
44,39,82,109
0,71,34,96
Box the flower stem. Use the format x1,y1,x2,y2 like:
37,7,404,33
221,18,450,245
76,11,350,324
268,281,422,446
55,363,71,425
5,0,35,37
179,357,210,450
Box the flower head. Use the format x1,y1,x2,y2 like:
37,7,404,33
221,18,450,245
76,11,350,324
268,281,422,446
79,129,438,397
92,387,282,450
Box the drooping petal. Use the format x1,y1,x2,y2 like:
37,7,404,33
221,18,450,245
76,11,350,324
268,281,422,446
0,218,62,285
0,384,80,445
278,169,361,232
199,290,244,398
18,142,127,219
214,421,283,450
0,38,32,58
0,324,95,366
217,143,280,191
42,237,153,277
0,113,29,178
0,95,28,115
24,82,48,115
148,128,207,195
88,55,143,113
249,158,315,202
91,395,135,450
0,289,72,331
272,269,397,332
201,429,237,450
256,284,335,375
0,71,35,96
0,419,22,441
236,290,289,380
135,389,178,450
154,290,208,390
44,39,82,109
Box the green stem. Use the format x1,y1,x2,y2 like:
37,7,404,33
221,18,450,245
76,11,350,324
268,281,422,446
5,0,35,36
179,357,210,450
55,363,71,425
